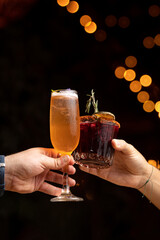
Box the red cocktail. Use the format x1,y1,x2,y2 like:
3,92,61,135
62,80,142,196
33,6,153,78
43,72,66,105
74,113,120,168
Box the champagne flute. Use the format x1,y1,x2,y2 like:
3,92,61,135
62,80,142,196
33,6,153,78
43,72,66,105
50,89,83,202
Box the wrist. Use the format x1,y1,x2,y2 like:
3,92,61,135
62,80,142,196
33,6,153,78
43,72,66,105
137,162,153,190
5,156,13,191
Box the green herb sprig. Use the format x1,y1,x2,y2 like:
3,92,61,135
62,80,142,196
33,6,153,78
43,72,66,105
85,89,99,114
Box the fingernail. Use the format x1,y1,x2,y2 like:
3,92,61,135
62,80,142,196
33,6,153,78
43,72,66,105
62,155,69,163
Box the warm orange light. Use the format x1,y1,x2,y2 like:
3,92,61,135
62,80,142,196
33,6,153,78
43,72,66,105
155,101,160,112
80,15,92,27
66,1,79,13
125,56,137,68
137,91,150,103
84,21,97,34
140,74,152,87
158,112,160,118
124,69,136,81
143,100,155,112
143,36,155,49
148,5,160,17
114,66,126,79
154,34,160,46
118,16,130,28
57,0,70,7
148,160,157,167
105,15,117,27
95,30,107,42
129,80,142,93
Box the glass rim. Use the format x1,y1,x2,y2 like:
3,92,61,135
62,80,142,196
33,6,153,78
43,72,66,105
51,89,78,95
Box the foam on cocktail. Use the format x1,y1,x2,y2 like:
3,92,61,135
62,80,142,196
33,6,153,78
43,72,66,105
51,90,78,98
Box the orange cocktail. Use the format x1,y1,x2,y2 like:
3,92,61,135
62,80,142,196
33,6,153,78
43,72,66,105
50,89,83,202
50,90,80,155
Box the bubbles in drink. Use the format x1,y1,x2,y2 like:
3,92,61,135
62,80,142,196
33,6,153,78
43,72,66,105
50,90,80,155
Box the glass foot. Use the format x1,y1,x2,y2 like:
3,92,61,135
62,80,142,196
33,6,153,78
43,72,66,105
50,193,84,202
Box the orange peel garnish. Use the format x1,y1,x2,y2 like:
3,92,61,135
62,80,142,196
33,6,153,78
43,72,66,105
93,111,115,120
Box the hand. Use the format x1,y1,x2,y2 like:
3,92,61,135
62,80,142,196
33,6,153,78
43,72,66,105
80,139,151,189
5,148,76,196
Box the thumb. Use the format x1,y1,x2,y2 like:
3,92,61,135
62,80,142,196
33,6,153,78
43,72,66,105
112,139,135,155
41,155,74,170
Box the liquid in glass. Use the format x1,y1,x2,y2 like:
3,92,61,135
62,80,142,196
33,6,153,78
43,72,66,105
74,115,120,168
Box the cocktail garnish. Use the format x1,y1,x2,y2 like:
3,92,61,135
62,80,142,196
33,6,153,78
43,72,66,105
93,111,115,120
51,89,61,93
51,89,71,93
85,89,99,114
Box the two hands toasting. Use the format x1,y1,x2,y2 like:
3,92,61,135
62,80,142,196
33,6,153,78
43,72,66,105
4,89,160,209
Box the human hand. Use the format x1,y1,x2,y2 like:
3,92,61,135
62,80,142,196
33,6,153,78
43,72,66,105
5,148,76,196
80,139,152,189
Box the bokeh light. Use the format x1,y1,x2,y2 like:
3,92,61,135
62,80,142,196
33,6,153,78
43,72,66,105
129,80,142,93
66,1,79,13
125,56,137,68
155,101,160,112
124,69,136,81
148,160,157,167
148,5,160,17
114,66,126,79
118,16,130,28
105,15,117,27
154,34,160,46
80,15,92,27
137,91,150,103
143,36,155,49
57,0,70,7
140,74,152,87
95,30,107,42
84,21,97,34
143,100,155,113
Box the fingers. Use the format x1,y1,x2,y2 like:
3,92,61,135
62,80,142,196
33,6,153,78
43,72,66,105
112,139,135,154
41,154,75,170
45,171,76,187
39,170,76,196
39,148,59,158
39,182,62,196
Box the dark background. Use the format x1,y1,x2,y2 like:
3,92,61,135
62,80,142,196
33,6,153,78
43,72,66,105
0,0,160,239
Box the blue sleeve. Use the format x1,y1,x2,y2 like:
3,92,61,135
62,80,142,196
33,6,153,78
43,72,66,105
0,155,5,197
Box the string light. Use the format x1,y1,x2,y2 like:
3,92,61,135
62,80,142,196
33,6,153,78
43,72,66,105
137,91,150,103
57,0,70,7
84,21,97,34
124,69,136,81
148,160,157,168
118,16,130,28
105,15,117,27
148,5,160,17
125,56,137,68
140,74,152,87
57,1,160,119
129,80,142,93
143,36,155,49
66,1,79,13
95,30,107,42
143,100,155,113
155,101,160,112
154,34,160,46
80,15,92,27
114,66,126,79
